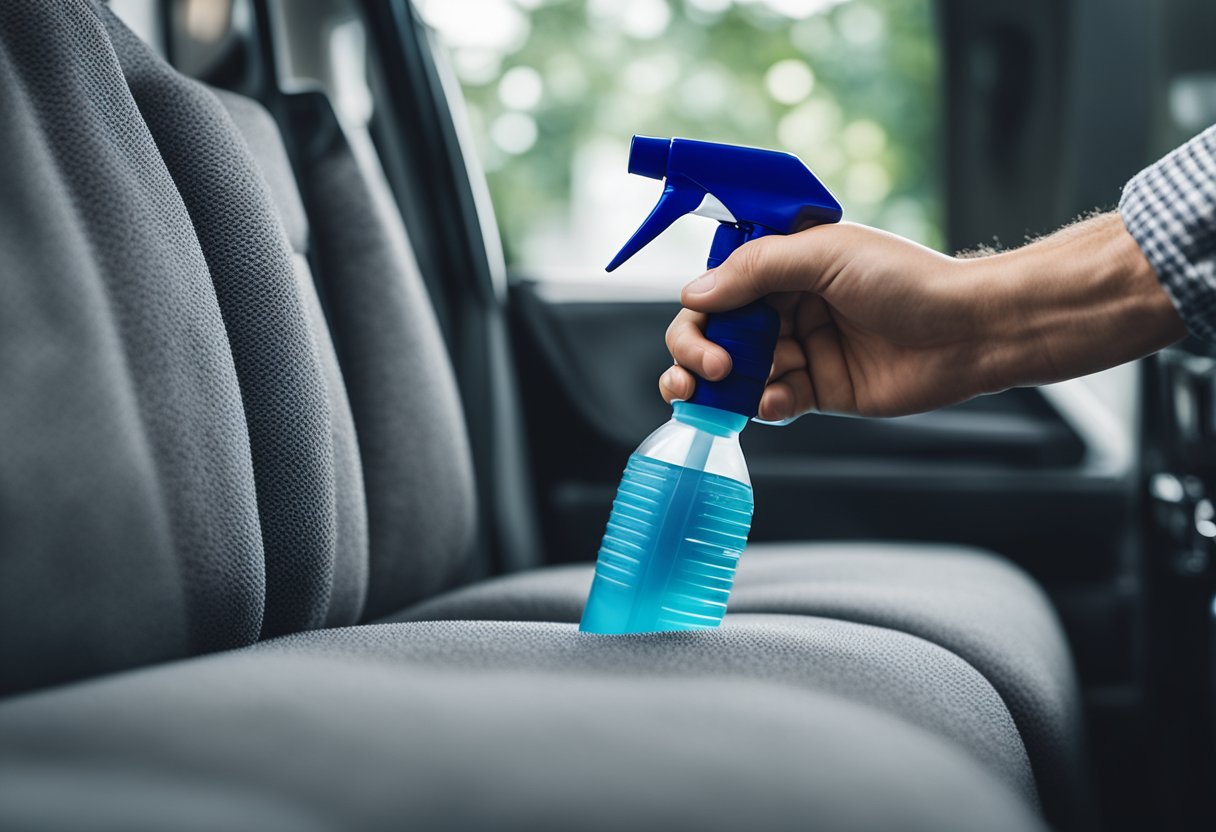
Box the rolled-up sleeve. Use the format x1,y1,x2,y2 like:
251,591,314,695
1120,124,1216,343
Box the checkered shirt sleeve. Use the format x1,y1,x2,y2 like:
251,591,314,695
1120,124,1216,343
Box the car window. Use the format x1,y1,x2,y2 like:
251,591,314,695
417,0,941,288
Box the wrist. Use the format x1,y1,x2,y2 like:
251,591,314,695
968,212,1185,391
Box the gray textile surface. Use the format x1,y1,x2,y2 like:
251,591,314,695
216,90,368,627
0,0,264,694
729,543,1091,829
0,626,1046,832
213,92,311,253
393,541,1087,827
102,9,339,637
261,619,1037,802
292,98,477,618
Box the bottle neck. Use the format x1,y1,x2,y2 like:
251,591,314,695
672,401,748,437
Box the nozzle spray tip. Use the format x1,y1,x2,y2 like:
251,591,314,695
627,136,671,180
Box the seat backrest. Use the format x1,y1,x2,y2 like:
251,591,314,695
0,0,266,692
217,87,480,622
206,88,371,630
102,12,365,639
0,0,479,693
107,0,480,624
277,93,480,620
114,3,481,621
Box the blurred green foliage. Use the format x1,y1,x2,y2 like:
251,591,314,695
431,0,940,270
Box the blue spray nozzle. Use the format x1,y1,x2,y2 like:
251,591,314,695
627,135,670,180
606,136,842,273
607,136,843,418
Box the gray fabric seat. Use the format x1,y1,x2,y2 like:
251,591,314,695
0,622,1046,832
393,542,1088,827
0,3,1061,829
259,618,1037,800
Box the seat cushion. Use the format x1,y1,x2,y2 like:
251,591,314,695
265,618,1037,800
390,542,1087,828
0,620,1044,832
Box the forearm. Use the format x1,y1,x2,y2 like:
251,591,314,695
971,212,1186,391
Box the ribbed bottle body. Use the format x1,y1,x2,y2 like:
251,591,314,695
580,405,753,634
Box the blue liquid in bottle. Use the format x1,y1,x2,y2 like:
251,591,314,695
581,402,754,634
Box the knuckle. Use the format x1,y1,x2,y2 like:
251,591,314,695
664,315,686,350
667,316,702,359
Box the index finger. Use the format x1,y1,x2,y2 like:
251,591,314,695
680,225,848,314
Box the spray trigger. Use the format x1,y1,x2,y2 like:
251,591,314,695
606,177,705,272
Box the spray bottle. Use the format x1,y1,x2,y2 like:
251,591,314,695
580,136,842,635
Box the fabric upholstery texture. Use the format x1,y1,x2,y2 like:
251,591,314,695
290,94,478,618
0,0,265,694
0,623,1047,832
393,541,1089,827
259,618,1037,802
215,90,369,628
102,10,340,638
731,543,1087,810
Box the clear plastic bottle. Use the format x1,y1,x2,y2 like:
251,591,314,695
580,401,753,634
584,135,840,634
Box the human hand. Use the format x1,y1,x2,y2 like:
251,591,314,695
660,215,1184,420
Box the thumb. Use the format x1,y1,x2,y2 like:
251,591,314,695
680,225,839,313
